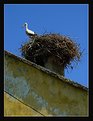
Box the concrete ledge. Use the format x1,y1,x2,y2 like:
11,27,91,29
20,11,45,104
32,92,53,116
4,50,88,116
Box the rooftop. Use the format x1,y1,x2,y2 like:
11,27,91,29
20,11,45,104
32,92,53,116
5,50,88,91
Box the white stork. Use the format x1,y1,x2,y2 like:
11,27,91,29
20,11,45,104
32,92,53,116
23,22,37,38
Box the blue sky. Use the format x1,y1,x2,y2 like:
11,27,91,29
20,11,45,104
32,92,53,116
4,4,88,87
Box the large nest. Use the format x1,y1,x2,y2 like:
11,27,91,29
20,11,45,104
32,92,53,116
20,33,81,69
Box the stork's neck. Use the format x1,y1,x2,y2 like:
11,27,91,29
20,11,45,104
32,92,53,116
25,24,28,30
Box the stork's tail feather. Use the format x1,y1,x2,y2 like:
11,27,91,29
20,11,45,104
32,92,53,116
29,33,38,39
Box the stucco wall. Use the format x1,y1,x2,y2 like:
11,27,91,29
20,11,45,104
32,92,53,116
4,50,88,116
4,92,43,116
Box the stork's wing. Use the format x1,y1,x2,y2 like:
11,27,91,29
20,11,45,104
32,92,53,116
26,29,35,35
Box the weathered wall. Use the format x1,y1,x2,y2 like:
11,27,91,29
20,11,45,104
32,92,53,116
4,50,88,116
4,92,43,116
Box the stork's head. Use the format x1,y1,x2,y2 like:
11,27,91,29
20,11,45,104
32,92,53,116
22,22,28,28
